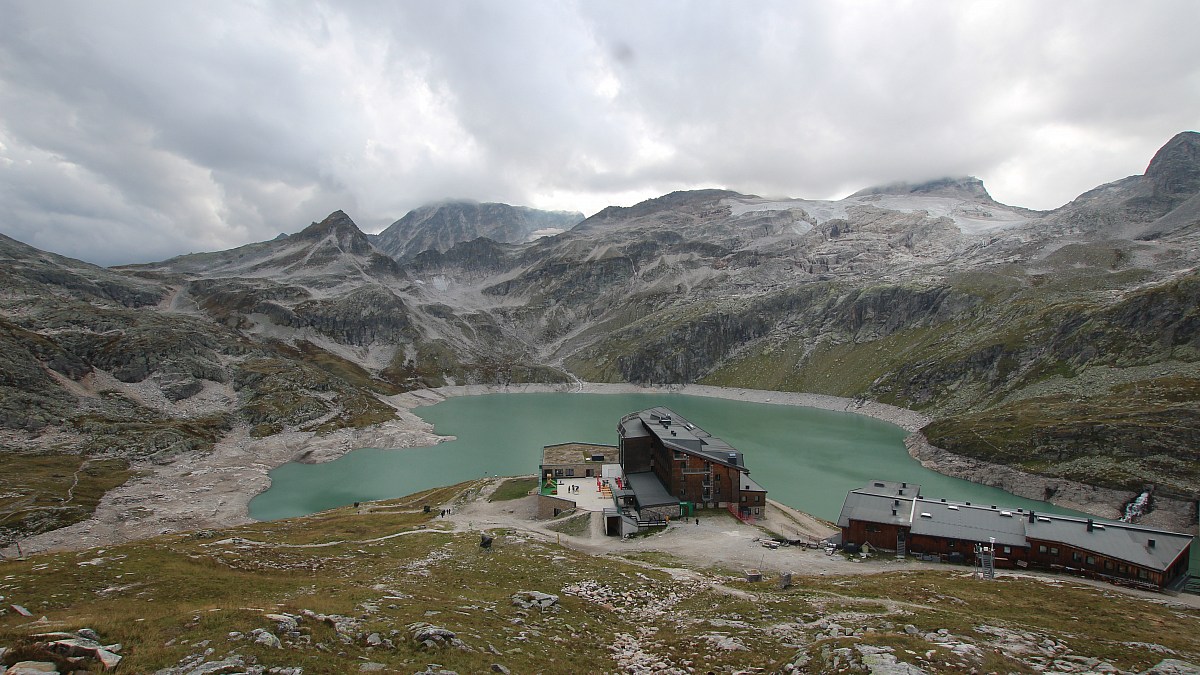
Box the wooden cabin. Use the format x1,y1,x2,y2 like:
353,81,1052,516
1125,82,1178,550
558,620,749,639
838,480,1193,590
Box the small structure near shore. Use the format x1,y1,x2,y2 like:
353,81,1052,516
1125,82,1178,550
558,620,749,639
838,480,1194,590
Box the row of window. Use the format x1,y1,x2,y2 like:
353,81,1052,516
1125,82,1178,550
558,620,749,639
1036,544,1150,579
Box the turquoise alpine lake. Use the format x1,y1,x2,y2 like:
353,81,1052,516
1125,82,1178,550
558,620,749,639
249,392,1092,524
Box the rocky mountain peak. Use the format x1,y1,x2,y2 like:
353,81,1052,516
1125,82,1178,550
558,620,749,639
850,176,994,202
294,210,373,257
1144,131,1200,200
371,201,584,260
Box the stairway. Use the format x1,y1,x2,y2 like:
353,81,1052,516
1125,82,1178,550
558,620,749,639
980,550,995,580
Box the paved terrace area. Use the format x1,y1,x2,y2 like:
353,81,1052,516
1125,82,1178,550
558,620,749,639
544,477,618,512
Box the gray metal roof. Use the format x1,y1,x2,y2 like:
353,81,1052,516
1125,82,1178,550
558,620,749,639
740,474,766,493
839,480,1195,572
909,501,1029,548
836,490,915,529
622,407,744,468
1025,515,1192,572
624,470,679,508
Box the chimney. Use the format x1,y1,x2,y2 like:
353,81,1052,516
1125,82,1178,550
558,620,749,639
1086,519,1094,533
901,482,907,488
1148,538,1156,548
892,508,897,516
1028,510,1036,523
894,499,900,506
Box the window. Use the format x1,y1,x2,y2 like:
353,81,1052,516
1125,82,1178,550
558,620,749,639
1050,547,1059,555
948,540,956,549
1085,556,1096,566
1138,569,1149,580
1038,545,1047,554
566,468,574,476
740,495,747,502
1118,565,1127,574
1003,546,1012,554
554,469,563,477
1104,561,1114,570
1072,552,1082,562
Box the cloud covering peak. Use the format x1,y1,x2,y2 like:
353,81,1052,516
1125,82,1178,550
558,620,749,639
1,1,1198,265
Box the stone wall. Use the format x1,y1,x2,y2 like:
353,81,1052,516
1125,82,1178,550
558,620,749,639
537,494,577,519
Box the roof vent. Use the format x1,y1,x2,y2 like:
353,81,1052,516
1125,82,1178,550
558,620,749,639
947,505,959,511
1038,517,1051,523
1028,510,1036,523
874,482,885,488
919,512,932,519
1087,519,1094,533
1000,510,1012,517
671,430,676,436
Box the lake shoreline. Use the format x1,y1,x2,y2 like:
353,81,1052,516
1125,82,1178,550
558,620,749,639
395,383,1196,534
7,381,1193,557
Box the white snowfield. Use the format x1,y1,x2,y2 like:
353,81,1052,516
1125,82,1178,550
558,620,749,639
723,193,1032,235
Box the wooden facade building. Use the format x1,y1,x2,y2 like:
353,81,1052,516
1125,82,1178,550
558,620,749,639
838,480,1194,590
617,407,767,518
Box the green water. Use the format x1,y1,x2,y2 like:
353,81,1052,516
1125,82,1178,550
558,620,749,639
249,392,1090,523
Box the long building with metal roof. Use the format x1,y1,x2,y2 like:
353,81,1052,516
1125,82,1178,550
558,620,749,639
838,480,1193,590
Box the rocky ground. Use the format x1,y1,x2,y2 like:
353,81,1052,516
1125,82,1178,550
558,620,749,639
2,478,1199,673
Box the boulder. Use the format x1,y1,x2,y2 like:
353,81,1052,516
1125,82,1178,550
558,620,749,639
407,622,468,650
7,663,59,674
510,591,559,611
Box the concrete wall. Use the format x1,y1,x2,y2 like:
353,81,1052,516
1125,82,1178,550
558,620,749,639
640,504,678,523
537,494,577,519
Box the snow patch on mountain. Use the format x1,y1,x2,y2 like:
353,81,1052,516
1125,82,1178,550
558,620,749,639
723,194,1032,235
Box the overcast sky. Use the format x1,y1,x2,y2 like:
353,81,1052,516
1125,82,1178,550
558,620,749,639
2,1,1199,266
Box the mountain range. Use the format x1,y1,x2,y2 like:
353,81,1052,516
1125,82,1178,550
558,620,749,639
2,132,1199,545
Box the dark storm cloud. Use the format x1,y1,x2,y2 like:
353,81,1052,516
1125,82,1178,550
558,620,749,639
0,1,1197,265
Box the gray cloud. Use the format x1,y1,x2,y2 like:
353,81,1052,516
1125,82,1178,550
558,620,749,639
1,0,1197,265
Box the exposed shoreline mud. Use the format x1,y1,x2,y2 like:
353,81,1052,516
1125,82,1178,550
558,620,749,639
5,382,1194,557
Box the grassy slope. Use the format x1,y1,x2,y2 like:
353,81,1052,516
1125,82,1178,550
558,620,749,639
697,265,1200,499
2,483,1198,674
